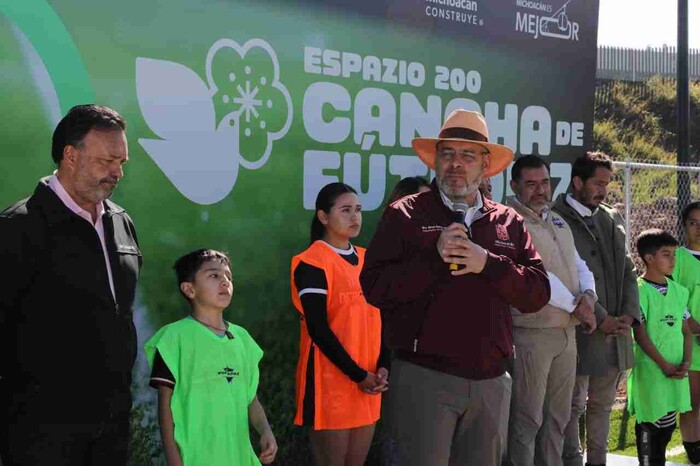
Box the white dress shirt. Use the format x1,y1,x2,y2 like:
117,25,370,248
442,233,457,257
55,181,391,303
439,190,484,228
566,194,595,217
48,174,116,301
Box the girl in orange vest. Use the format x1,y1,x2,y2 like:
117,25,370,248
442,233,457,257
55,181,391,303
291,182,388,466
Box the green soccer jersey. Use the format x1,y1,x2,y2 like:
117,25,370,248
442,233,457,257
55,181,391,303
673,247,700,370
145,317,263,466
628,277,691,423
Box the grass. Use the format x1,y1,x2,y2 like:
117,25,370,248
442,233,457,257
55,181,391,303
608,405,691,464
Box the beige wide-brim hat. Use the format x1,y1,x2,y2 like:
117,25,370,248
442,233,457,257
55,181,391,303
412,109,514,178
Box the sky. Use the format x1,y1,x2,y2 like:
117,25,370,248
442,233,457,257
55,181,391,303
598,0,700,49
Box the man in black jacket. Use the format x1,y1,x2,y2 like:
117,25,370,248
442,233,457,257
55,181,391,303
0,105,142,465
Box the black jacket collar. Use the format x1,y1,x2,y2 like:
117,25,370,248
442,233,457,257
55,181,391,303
32,176,125,226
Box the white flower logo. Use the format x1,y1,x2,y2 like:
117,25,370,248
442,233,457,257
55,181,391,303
136,38,292,204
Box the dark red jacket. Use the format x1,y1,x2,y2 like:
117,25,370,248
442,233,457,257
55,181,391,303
360,183,550,379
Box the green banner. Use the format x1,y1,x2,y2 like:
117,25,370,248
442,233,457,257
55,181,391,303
0,0,600,461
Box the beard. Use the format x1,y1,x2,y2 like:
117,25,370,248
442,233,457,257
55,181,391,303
437,169,485,200
76,156,118,204
581,191,605,209
75,174,118,204
524,195,550,213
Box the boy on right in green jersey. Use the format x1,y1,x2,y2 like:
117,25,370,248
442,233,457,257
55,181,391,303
628,229,692,466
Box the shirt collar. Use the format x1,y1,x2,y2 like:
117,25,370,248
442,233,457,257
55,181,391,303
566,194,594,218
48,173,105,224
320,241,355,256
439,189,483,212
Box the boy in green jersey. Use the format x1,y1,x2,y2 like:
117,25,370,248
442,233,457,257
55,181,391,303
628,229,692,466
145,249,277,466
673,201,700,463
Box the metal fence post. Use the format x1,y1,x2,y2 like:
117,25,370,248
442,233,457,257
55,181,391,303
624,160,632,252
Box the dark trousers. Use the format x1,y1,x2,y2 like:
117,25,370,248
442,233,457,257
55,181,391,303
3,388,130,466
635,421,674,466
4,416,129,466
0,381,6,460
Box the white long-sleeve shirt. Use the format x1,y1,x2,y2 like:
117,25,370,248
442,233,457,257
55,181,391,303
533,206,596,313
547,250,596,313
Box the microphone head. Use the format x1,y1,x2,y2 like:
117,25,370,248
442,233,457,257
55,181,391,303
453,202,469,214
453,201,469,224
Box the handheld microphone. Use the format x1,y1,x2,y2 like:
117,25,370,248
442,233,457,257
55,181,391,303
449,202,469,271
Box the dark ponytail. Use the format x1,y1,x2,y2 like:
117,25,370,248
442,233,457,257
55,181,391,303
310,182,358,245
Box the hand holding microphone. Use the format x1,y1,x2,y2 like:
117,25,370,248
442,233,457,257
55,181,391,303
437,203,488,276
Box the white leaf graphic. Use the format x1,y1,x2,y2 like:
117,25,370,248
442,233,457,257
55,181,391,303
136,57,215,140
139,127,239,205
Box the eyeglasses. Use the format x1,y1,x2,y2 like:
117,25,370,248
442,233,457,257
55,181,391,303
437,147,489,163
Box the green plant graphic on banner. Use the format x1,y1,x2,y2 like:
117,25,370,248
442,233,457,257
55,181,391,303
0,0,94,112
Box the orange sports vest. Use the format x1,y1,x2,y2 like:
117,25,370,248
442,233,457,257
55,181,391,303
290,241,382,430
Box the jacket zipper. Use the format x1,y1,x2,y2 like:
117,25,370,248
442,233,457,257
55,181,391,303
410,205,494,352
413,292,434,352
101,213,120,316
466,206,494,241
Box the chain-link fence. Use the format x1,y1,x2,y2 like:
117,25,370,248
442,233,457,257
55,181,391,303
609,160,700,271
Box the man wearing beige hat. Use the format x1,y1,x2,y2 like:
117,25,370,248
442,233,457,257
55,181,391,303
360,109,551,466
